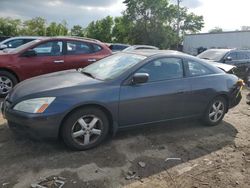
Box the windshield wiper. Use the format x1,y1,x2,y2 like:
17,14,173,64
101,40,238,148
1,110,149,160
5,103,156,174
82,71,95,79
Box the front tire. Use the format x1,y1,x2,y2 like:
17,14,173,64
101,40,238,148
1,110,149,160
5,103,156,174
0,71,18,97
61,107,109,150
203,97,227,126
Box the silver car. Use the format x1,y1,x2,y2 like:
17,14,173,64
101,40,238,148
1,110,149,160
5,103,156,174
0,36,41,50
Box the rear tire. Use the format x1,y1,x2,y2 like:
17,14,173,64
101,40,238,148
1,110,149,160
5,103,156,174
0,71,18,97
203,96,227,126
61,107,109,150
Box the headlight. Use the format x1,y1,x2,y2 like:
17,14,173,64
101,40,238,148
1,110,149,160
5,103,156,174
13,97,55,113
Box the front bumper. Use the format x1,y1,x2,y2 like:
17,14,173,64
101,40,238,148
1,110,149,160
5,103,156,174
1,99,64,139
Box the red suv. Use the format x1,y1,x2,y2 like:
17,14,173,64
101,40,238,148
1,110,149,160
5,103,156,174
0,37,112,96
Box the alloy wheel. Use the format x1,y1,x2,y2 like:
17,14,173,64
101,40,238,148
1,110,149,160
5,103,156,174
71,115,103,146
0,76,13,95
209,100,224,123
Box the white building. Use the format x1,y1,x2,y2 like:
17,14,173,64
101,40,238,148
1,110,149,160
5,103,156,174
183,31,250,55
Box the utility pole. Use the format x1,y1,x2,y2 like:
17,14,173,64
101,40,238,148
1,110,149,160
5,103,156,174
176,0,181,49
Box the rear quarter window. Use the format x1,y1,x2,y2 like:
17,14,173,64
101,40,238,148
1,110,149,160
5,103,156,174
92,44,102,52
67,41,102,55
186,60,213,77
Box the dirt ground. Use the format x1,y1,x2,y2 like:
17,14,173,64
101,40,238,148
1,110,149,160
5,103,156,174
0,90,249,188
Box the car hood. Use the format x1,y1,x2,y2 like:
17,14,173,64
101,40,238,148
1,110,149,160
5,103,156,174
8,70,102,101
205,60,236,72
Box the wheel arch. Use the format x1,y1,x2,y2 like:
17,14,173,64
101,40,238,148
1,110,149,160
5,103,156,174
0,67,20,82
58,103,115,138
213,93,230,113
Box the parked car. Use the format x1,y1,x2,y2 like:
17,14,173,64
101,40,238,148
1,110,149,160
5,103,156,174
0,37,10,42
1,50,243,150
108,43,130,52
123,45,159,52
0,36,41,50
0,37,112,96
197,49,250,81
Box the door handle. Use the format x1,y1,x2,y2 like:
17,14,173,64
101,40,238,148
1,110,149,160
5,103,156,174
54,60,64,63
88,59,96,62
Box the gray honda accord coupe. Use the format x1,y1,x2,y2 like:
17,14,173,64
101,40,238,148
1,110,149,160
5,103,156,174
1,50,243,150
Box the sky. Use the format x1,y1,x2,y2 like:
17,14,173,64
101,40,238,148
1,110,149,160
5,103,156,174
0,0,249,33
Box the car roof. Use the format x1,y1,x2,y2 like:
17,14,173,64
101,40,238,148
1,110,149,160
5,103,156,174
6,36,43,39
1,36,102,43
123,49,187,57
111,43,130,46
205,49,232,52
0,36,43,44
111,43,130,45
203,48,250,53
131,45,158,48
44,36,102,43
232,49,250,52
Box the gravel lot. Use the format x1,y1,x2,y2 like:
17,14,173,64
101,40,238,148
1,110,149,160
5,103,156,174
0,90,249,188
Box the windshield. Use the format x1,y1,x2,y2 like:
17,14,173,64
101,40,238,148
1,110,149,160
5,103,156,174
197,50,229,61
82,53,146,80
10,39,41,54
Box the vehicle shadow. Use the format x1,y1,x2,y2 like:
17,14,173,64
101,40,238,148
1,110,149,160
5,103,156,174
114,119,237,178
0,119,237,187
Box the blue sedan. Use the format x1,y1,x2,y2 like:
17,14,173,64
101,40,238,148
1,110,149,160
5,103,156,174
1,50,243,150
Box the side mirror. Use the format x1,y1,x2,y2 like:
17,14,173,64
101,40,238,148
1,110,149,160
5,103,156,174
22,49,37,57
0,44,8,50
132,73,149,85
224,56,232,62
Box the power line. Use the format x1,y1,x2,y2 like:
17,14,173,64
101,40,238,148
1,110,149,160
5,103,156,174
176,0,182,49
177,0,182,37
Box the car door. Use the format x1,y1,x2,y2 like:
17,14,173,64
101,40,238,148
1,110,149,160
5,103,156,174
119,57,191,127
64,40,104,70
17,40,65,79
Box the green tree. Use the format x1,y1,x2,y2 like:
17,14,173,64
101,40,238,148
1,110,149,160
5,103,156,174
0,17,69,37
46,22,58,36
21,17,46,36
180,11,204,34
46,20,68,36
0,17,22,36
71,25,85,37
86,16,113,42
123,0,204,48
56,20,68,36
112,16,132,43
